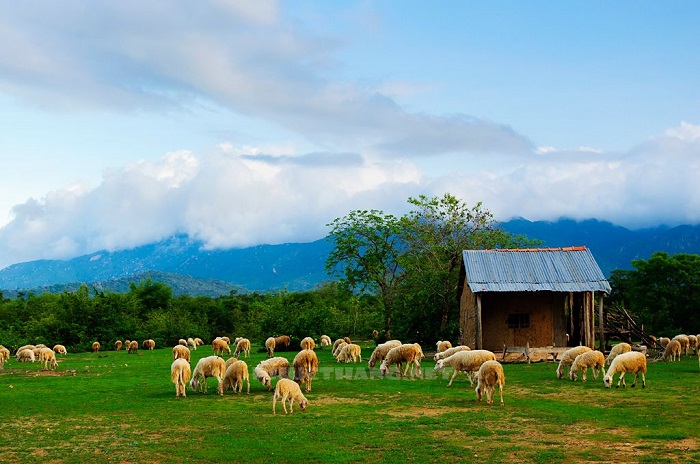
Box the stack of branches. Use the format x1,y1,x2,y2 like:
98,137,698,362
604,304,657,351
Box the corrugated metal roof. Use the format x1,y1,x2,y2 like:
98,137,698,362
462,246,611,294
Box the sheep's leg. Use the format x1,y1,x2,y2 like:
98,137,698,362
641,372,646,388
582,368,587,382
617,373,626,388
447,369,458,387
498,384,504,406
631,372,638,388
273,394,278,414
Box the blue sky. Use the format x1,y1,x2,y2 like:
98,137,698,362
0,1,699,269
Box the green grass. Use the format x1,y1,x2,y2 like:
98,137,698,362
1,345,698,463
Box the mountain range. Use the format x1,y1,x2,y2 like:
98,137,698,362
2,218,700,297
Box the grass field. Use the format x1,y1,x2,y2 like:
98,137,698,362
1,342,698,463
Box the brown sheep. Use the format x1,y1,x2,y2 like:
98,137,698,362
114,340,123,351
265,337,276,358
92,341,101,353
127,340,139,354
171,358,191,398
293,349,319,393
143,339,156,350
173,345,191,362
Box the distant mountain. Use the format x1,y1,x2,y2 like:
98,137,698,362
1,219,700,296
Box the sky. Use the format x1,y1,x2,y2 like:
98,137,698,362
0,1,699,270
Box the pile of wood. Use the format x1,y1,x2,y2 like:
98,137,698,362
604,304,657,349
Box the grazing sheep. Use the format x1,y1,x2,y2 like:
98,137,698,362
368,340,402,369
187,338,197,350
475,360,505,406
265,337,276,358
124,340,131,350
212,338,231,356
52,344,67,356
15,344,36,356
220,336,231,344
434,350,497,387
332,338,346,353
673,335,690,356
293,349,319,393
687,335,698,354
115,340,123,351
336,343,362,363
173,345,191,362
255,357,291,390
32,347,43,358
92,341,101,353
605,343,632,366
300,337,316,351
274,335,291,350
556,346,592,379
128,340,139,354
662,339,682,362
234,338,251,358
343,337,352,344
434,345,471,362
332,341,348,359
194,337,204,346
178,339,187,346
320,335,332,348
658,337,670,348
143,339,156,350
569,350,606,381
189,356,227,396
379,343,424,377
16,349,36,363
223,360,250,394
436,340,453,353
272,378,308,415
38,348,58,370
603,351,647,388
171,358,191,398
0,346,10,363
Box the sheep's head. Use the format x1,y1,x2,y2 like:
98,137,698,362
299,399,308,411
379,361,388,376
603,374,612,388
568,370,577,381
434,360,444,371
555,366,563,379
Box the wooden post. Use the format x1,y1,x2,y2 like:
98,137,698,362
598,293,605,351
476,294,483,350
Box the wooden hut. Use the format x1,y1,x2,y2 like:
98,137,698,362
458,247,611,352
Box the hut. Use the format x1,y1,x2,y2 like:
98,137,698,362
458,247,611,352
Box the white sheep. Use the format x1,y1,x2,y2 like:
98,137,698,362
15,344,35,355
16,349,35,363
687,335,698,354
368,340,402,370
234,338,251,358
171,358,191,398
265,337,276,358
189,355,227,396
255,357,291,390
605,343,631,366
194,337,204,346
436,340,452,353
603,351,647,388
569,350,606,381
662,339,682,362
336,343,362,363
173,345,191,362
223,360,250,394
272,378,309,415
39,347,58,370
658,337,670,348
556,346,592,379
320,335,332,348
673,335,690,356
475,360,505,406
187,338,197,350
293,349,319,392
0,346,10,363
379,343,424,377
433,345,471,362
332,341,348,359
212,338,231,356
300,337,316,351
434,350,496,387
178,339,187,346
52,344,67,356
332,338,346,353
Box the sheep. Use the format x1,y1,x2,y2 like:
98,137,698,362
220,336,231,344
173,345,191,362
379,343,424,377
255,357,291,390
178,339,187,346
143,339,156,350
212,338,231,356
475,360,505,406
194,337,204,346
32,347,43,358
343,337,352,344
687,335,698,354
274,335,291,351
300,336,316,351
115,340,123,351
124,340,131,350
332,341,348,359
436,340,453,353
189,355,227,396
171,358,191,398
293,349,319,392
16,349,35,363
187,338,197,350
92,341,101,353
368,340,402,370
272,378,309,415
662,339,682,362
128,340,139,354
336,343,362,364
569,350,606,381
658,337,670,348
434,350,496,387
603,351,647,388
433,345,471,362
39,347,58,370
0,346,10,363
223,360,250,394
673,335,690,356
605,343,632,366
320,335,332,348
52,344,67,356
556,346,592,379
265,337,276,358
332,338,346,352
234,338,251,358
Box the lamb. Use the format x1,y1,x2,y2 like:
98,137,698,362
293,349,319,392
603,351,647,388
189,355,227,396
433,345,471,362
320,335,332,348
556,346,592,379
379,343,424,377
605,343,632,366
336,343,362,363
368,340,402,370
92,341,101,353
265,337,276,358
16,348,35,363
234,338,251,358
255,357,291,390
127,340,139,354
475,360,505,406
171,358,191,398
212,338,231,356
223,360,250,394
662,339,682,362
272,378,308,415
569,350,606,381
52,344,67,356
173,345,191,362
434,350,497,387
300,337,316,351
39,347,58,370
115,340,123,351
436,340,453,353
143,339,156,350
187,338,197,350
